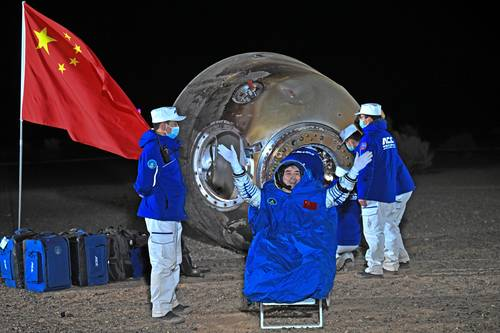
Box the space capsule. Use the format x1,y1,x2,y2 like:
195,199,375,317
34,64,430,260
174,52,359,251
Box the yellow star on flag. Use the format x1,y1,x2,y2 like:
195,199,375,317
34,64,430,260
58,63,66,73
69,57,79,66
73,44,82,54
64,32,71,40
34,27,56,55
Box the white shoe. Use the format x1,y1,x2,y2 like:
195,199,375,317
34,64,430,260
382,262,399,273
336,252,354,271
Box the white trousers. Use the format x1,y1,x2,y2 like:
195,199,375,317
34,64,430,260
382,191,412,270
361,191,412,274
145,218,182,317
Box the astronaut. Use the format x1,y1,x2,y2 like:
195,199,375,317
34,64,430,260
217,144,372,302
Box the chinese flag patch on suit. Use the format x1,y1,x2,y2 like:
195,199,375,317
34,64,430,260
303,200,318,210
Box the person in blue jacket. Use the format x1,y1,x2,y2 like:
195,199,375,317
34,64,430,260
333,166,362,271
134,106,191,324
217,144,373,303
336,124,365,271
354,103,416,278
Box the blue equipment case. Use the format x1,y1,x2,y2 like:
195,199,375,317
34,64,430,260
65,230,108,286
23,234,72,292
0,228,37,288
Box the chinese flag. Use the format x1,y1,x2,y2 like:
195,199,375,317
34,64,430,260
21,3,149,159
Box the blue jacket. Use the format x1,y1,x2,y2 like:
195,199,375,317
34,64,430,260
357,119,401,203
396,155,415,195
328,178,361,247
351,135,414,198
336,197,361,246
244,169,337,303
134,130,187,221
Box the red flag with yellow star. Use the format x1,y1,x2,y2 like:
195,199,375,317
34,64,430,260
21,3,149,159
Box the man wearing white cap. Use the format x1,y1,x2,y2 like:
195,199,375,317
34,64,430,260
334,166,362,271
134,106,191,323
352,103,415,278
334,124,364,270
340,124,363,154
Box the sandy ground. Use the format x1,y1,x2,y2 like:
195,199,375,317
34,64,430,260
1,158,499,332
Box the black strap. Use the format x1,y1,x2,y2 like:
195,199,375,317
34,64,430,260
155,133,171,164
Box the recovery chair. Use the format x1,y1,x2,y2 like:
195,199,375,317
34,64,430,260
259,297,324,329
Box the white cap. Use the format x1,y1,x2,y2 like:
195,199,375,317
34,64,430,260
339,124,360,143
335,166,348,178
150,106,186,123
354,103,383,116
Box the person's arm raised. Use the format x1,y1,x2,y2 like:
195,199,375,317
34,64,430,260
326,151,373,208
217,144,261,208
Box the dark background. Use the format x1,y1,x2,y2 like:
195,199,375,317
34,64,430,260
4,1,499,163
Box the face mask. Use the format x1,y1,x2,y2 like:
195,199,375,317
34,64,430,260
359,119,368,129
167,126,179,139
346,143,355,152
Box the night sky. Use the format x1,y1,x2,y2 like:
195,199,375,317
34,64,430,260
5,1,498,162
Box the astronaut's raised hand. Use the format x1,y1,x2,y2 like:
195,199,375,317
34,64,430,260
217,144,244,174
347,151,373,179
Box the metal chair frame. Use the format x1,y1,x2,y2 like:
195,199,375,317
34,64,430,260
259,297,323,329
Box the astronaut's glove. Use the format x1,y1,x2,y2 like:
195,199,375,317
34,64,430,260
217,144,244,175
347,151,373,179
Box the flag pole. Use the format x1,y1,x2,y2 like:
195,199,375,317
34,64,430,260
18,1,26,230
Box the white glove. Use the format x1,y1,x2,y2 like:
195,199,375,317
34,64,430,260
347,151,373,179
217,144,244,174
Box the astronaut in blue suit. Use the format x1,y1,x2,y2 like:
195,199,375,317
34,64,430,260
217,144,372,302
353,103,416,278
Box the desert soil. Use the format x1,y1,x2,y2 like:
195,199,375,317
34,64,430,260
0,158,499,332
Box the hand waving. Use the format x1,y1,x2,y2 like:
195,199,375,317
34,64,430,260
217,144,244,174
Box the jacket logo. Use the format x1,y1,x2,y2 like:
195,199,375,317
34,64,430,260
382,137,393,145
360,142,367,151
303,200,318,210
147,159,158,169
267,198,277,205
382,136,396,150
